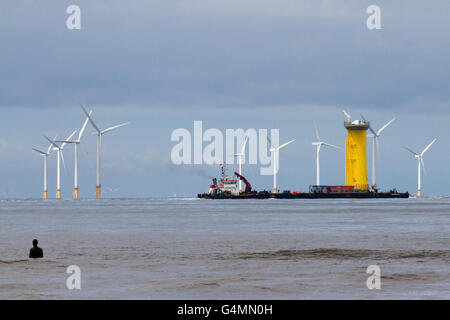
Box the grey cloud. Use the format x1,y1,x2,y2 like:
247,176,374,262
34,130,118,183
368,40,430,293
0,0,449,112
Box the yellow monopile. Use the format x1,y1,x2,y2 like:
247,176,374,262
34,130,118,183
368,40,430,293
344,121,369,190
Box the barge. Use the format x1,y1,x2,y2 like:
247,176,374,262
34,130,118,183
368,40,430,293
197,172,409,199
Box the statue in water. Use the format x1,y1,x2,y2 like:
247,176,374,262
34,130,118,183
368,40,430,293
29,239,44,259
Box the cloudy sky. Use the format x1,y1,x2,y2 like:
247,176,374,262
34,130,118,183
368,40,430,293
0,0,449,198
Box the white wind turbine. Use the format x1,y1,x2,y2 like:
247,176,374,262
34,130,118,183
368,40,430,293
267,135,295,194
56,111,92,199
234,135,249,192
405,138,437,198
312,122,340,186
361,114,395,189
80,104,130,199
32,136,56,200
44,131,77,199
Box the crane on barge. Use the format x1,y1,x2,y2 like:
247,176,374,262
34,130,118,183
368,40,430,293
234,172,252,193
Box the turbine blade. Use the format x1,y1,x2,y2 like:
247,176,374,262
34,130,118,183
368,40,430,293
342,110,351,121
61,150,67,175
405,147,418,156
101,122,131,135
61,130,77,150
44,135,60,149
323,142,341,149
78,110,92,141
314,121,321,142
360,113,376,135
278,139,296,150
359,113,367,122
80,104,101,133
32,148,47,155
377,117,395,136
241,135,249,154
420,157,426,173
421,138,437,156
47,135,58,154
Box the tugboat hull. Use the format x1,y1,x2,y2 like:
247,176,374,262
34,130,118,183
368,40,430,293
198,192,271,199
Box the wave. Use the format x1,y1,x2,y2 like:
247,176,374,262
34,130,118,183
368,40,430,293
0,259,57,265
0,259,29,264
221,248,450,261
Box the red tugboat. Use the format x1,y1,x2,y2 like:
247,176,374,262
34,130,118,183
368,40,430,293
198,165,271,199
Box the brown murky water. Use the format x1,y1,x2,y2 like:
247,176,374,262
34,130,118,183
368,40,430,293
0,198,449,299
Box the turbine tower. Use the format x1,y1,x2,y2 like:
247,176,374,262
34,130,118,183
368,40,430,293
57,111,92,199
311,122,340,186
267,136,295,194
234,135,249,192
80,104,130,199
361,114,395,189
45,131,77,199
32,138,55,199
405,138,437,197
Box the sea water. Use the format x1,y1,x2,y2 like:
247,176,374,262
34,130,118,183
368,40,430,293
0,198,449,299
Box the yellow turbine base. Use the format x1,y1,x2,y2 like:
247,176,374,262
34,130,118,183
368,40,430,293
345,129,369,190
273,188,277,194
44,190,48,200
57,189,61,199
74,188,79,199
418,189,421,197
96,186,101,199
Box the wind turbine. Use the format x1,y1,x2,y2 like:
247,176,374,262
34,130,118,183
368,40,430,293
405,138,437,197
311,122,340,186
267,136,295,194
234,135,249,192
44,131,77,199
80,104,130,199
32,137,56,199
361,114,395,189
56,111,92,199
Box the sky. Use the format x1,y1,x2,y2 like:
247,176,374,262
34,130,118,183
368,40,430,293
0,0,449,198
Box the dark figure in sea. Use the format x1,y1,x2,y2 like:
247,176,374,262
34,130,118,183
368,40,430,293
29,239,44,259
